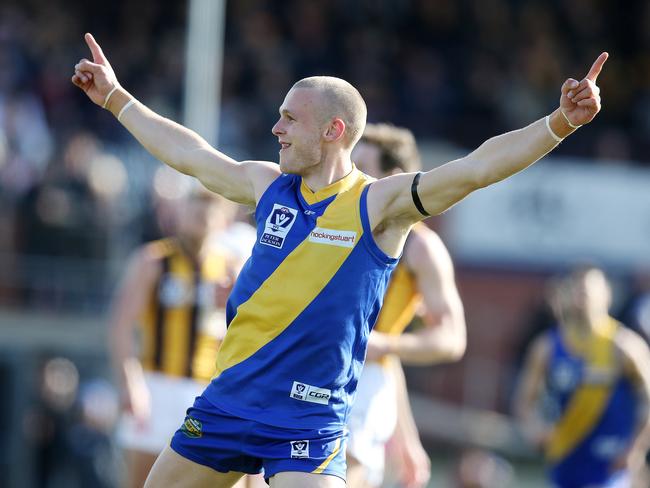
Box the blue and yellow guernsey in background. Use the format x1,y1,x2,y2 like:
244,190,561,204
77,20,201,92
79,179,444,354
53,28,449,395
544,318,637,487
203,167,398,430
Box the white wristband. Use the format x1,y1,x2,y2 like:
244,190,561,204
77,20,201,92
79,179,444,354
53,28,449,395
117,99,136,122
545,115,564,143
102,86,118,109
560,109,582,129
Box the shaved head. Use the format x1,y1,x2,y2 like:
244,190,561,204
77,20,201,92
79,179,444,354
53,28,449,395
292,76,367,147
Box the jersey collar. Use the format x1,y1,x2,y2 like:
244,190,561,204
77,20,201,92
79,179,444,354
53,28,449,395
299,165,361,205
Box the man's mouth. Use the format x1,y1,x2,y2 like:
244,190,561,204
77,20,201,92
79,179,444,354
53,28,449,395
279,142,291,150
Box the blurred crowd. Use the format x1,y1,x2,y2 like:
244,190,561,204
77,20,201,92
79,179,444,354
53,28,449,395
1,0,649,310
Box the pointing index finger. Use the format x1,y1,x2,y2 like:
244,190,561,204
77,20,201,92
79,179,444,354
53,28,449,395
84,33,107,65
585,52,609,82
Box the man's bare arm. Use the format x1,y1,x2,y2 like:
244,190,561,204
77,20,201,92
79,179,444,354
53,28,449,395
387,356,431,488
616,327,650,472
513,334,552,449
107,246,160,420
367,228,466,364
369,52,608,229
72,33,280,205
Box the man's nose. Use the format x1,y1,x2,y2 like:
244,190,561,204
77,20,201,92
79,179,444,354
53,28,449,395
272,119,284,135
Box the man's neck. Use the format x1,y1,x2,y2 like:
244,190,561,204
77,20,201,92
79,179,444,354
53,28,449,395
301,153,353,192
568,311,609,335
176,235,205,263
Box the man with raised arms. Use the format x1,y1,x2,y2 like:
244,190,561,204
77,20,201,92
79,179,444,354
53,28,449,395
72,32,607,488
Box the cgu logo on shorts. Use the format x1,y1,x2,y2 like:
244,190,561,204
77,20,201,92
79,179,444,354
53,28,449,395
290,381,331,405
180,417,203,438
290,440,310,459
260,204,299,249
308,227,357,248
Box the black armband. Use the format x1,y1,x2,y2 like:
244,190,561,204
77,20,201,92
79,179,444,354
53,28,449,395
411,172,430,217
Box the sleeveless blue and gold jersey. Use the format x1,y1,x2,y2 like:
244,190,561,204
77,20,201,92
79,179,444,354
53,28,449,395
202,167,397,430
544,319,637,487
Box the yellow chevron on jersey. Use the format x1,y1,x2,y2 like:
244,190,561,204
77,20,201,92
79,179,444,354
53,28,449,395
214,175,366,377
545,317,619,462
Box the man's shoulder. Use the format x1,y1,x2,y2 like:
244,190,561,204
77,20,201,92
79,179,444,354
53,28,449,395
527,332,554,365
404,224,449,267
614,324,650,356
409,222,441,243
132,239,176,275
142,238,176,259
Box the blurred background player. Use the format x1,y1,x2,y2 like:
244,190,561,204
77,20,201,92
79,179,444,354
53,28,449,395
346,124,466,488
514,266,650,488
109,188,259,488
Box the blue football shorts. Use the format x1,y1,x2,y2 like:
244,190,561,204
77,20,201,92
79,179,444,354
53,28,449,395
170,394,347,482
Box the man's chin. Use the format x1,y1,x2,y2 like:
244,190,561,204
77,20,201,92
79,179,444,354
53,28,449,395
279,159,300,175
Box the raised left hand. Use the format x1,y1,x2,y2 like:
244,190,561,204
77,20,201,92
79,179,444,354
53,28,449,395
559,52,608,127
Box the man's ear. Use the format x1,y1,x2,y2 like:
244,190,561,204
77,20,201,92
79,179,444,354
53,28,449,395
324,118,346,142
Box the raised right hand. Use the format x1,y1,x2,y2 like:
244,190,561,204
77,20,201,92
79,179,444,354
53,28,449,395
71,33,120,107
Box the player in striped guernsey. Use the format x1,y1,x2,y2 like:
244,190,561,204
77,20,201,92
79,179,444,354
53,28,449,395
74,32,608,488
346,124,466,488
109,190,254,488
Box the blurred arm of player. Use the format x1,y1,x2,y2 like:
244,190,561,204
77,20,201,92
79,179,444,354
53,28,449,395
613,327,650,476
367,53,609,255
367,227,466,364
107,246,161,426
385,356,431,488
71,33,280,206
513,334,553,450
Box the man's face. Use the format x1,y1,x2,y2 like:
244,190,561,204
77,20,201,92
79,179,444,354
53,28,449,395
271,87,325,175
570,270,610,315
555,270,611,322
352,141,384,178
176,197,221,241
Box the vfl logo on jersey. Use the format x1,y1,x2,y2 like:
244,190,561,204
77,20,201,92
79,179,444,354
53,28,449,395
290,440,310,459
260,204,299,249
308,227,357,248
180,417,203,438
290,381,331,405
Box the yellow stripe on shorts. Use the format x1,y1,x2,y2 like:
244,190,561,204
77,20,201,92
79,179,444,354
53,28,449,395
312,437,342,474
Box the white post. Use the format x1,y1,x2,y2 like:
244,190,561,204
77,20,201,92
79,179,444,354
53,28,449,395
183,0,226,146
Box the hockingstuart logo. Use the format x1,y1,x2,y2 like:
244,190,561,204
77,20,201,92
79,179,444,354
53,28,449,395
308,227,357,248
